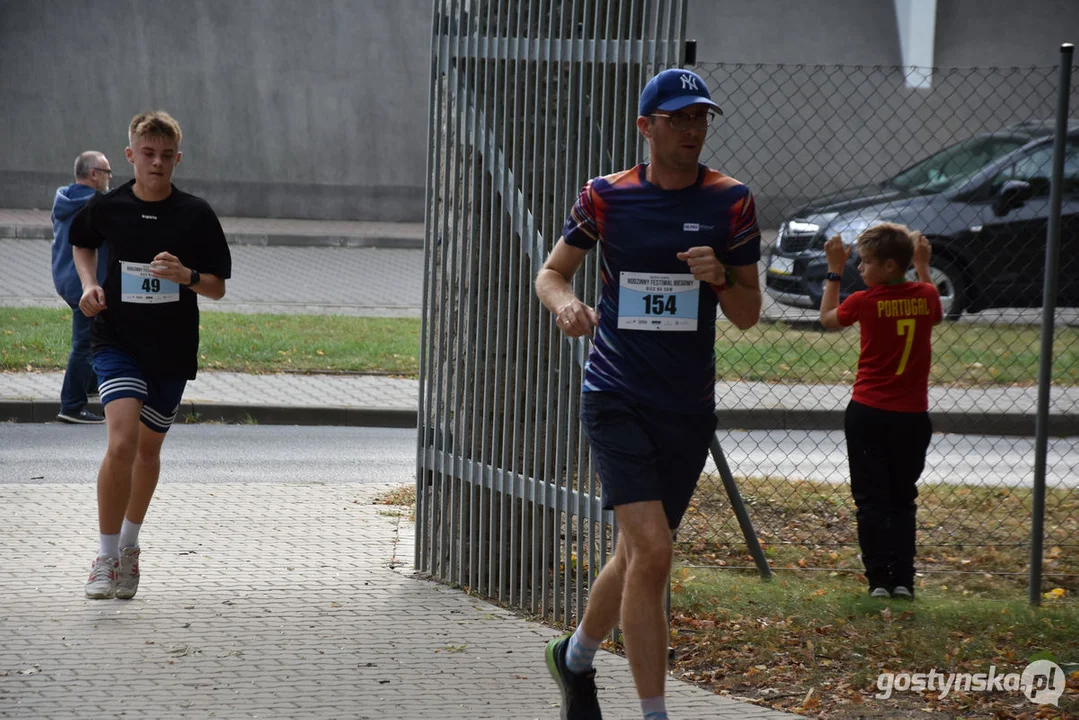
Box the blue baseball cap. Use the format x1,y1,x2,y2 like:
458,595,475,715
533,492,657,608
638,68,722,117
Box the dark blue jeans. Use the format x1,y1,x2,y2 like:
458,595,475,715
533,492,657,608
60,303,96,414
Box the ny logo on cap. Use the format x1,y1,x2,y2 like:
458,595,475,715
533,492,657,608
679,73,699,90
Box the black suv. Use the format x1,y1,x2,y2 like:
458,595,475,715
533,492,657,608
765,121,1079,318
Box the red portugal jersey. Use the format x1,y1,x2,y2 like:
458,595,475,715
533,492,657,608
835,282,942,412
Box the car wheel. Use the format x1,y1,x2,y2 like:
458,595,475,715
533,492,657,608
907,259,966,320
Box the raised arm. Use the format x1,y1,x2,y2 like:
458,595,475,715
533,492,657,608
820,234,852,330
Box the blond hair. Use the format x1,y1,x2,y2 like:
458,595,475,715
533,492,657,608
857,222,914,270
128,110,182,147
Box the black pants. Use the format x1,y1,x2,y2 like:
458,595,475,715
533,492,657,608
844,400,933,589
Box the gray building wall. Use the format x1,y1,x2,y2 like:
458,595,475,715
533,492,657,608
1,1,1075,223
685,0,1079,227
0,0,432,221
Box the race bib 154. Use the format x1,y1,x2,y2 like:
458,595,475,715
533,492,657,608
617,271,699,331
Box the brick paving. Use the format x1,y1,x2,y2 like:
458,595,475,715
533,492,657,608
0,481,795,719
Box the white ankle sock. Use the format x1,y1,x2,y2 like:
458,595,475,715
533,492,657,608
119,518,142,550
98,533,120,559
565,627,602,675
641,696,667,719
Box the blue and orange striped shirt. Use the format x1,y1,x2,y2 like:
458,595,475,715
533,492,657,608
563,163,761,412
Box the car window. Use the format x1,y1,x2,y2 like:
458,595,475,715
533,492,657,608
888,137,1026,193
992,141,1079,196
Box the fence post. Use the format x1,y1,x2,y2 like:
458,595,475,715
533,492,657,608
1028,42,1073,607
709,436,772,580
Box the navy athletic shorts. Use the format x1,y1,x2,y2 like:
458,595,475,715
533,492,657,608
92,347,187,433
580,391,717,529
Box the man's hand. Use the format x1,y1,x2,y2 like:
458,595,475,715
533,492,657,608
150,251,193,285
823,234,852,273
676,246,726,284
555,298,599,338
79,285,107,317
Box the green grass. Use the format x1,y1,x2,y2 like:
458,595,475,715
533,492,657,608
678,475,1079,593
718,320,1079,386
0,307,421,375
3,306,1078,386
670,567,1079,717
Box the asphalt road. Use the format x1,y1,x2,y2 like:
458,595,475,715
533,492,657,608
0,425,418,485
3,424,1074,490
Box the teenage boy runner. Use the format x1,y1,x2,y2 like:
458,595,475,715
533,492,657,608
820,223,942,599
71,110,232,599
536,68,762,720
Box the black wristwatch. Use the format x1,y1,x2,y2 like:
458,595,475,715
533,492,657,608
186,269,201,287
825,271,842,282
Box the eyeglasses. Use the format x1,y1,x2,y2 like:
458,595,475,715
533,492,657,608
648,111,716,131
91,167,113,175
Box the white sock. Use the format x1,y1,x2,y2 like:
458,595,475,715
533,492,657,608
641,696,667,719
119,518,142,550
565,626,602,675
98,533,120,559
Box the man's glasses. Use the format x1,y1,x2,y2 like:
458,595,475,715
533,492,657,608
648,110,716,131
92,167,113,175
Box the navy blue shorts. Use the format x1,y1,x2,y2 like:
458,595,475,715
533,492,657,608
92,347,187,434
580,391,717,529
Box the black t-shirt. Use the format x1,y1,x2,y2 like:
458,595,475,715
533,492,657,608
69,180,232,379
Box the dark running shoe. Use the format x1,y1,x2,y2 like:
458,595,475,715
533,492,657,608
57,409,105,424
545,635,602,720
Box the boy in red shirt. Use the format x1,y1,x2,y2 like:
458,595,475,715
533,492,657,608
820,223,942,599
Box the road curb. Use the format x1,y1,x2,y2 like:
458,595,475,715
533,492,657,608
3,399,1073,436
718,408,1079,437
0,400,416,429
0,227,424,249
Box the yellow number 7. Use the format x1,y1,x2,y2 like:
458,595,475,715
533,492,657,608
896,318,916,375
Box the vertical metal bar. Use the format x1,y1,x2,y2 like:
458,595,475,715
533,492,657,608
451,0,475,590
487,0,506,598
447,0,469,586
488,0,511,598
1029,42,1073,606
458,3,484,593
472,0,499,599
417,0,446,574
427,0,451,579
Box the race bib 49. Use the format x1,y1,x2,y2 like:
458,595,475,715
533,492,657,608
120,261,180,304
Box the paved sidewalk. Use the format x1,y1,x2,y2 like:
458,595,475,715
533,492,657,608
0,208,424,248
0,481,795,719
3,370,1078,435
0,238,425,318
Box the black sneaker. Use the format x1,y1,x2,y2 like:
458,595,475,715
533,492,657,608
57,409,105,424
545,635,602,720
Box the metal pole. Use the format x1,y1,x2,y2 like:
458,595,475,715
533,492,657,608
710,435,773,579
1029,42,1073,607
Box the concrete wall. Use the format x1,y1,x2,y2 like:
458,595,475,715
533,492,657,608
1,1,1075,223
684,0,1079,227
686,0,1077,67
0,0,432,221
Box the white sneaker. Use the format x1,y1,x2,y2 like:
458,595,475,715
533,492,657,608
869,586,891,598
85,556,118,599
116,547,141,600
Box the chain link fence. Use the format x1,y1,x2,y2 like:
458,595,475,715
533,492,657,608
675,62,1079,595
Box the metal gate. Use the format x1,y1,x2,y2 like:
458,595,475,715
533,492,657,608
415,0,688,623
